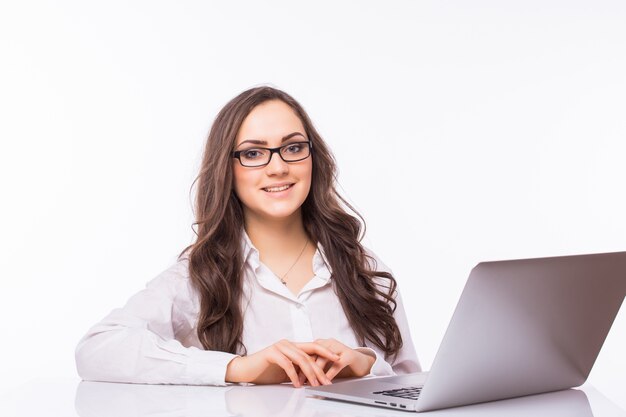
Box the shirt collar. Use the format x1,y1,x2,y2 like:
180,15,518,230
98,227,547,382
241,230,260,270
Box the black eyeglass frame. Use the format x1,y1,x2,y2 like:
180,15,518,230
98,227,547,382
231,141,313,167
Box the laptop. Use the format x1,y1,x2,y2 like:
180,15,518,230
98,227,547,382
307,251,626,412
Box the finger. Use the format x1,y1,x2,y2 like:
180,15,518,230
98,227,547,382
294,365,306,386
298,369,306,386
325,360,347,381
303,355,318,385
269,351,301,387
311,355,332,385
278,343,330,386
314,338,344,353
295,342,341,361
292,348,331,386
282,341,332,384
315,355,330,373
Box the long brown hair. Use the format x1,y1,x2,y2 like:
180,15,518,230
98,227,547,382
181,86,403,358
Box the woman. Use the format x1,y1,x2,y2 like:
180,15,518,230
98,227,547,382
75,86,420,387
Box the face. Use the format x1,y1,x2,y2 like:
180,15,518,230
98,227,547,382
232,99,313,224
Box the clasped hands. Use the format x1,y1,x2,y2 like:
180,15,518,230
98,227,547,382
225,338,375,387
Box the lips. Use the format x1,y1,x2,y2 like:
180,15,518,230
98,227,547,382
262,183,294,193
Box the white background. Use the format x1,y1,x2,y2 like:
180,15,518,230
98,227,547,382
1,0,625,411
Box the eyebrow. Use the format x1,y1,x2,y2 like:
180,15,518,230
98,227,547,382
236,132,306,148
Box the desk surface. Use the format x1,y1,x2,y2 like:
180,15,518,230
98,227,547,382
2,379,625,417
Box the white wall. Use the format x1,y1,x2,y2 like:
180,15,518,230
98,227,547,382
1,0,624,410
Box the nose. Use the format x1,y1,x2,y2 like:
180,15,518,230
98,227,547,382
265,150,289,176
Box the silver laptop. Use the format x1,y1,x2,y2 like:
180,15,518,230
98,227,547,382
307,251,626,412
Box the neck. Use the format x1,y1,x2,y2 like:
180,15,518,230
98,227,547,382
244,209,309,255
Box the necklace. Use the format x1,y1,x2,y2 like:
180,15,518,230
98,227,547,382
279,239,309,285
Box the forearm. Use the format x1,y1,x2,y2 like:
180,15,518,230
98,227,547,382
76,315,237,385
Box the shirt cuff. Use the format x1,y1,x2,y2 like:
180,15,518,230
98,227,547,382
183,347,240,386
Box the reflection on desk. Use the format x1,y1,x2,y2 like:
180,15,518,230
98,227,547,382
74,381,622,417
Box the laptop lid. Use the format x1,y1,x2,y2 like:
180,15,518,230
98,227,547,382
415,251,626,411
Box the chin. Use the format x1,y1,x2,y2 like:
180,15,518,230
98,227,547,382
251,202,304,222
262,208,302,220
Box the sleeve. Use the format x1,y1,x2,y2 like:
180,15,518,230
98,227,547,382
74,261,239,386
357,249,422,377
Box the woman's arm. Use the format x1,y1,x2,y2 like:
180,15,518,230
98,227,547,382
306,250,421,380
75,262,337,387
75,262,238,386
307,287,420,381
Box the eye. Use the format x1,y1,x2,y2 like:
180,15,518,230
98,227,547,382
284,143,303,153
242,149,265,159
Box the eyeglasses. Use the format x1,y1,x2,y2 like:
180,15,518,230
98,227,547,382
232,141,312,167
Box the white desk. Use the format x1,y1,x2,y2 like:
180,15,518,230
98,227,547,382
2,378,625,417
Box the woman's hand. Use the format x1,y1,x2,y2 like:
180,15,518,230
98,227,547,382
299,338,376,384
225,339,339,387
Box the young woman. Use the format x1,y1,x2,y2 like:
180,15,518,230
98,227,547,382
75,86,420,387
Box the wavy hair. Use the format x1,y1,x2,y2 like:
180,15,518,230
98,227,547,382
180,86,403,358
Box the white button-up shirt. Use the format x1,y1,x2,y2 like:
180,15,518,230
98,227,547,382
75,234,421,386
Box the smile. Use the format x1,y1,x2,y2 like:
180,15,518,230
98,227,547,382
262,184,294,193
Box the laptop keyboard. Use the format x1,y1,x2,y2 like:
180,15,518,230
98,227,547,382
373,386,422,400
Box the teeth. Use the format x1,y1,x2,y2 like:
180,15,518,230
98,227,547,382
264,184,292,192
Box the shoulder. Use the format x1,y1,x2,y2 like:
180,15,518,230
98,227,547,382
144,257,194,302
147,257,190,285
